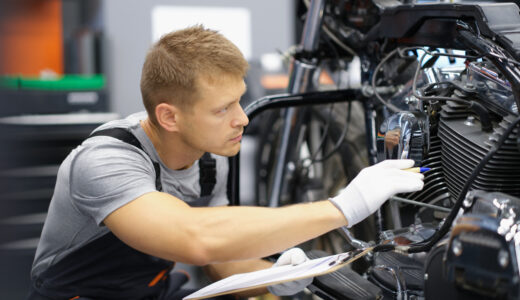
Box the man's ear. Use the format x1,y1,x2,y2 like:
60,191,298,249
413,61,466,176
155,102,181,132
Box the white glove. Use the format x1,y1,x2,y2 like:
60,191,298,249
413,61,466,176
329,159,424,228
267,248,313,296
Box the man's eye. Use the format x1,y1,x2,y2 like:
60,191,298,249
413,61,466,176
217,107,229,114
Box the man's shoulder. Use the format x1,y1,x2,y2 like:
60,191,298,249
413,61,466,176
78,137,151,164
68,134,154,185
78,111,149,158
67,131,156,206
91,111,147,134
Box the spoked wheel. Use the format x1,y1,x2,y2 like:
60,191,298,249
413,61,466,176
254,101,373,251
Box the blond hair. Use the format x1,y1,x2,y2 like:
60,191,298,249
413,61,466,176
140,25,249,123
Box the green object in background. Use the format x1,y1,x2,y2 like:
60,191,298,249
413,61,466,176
0,76,19,89
0,74,105,91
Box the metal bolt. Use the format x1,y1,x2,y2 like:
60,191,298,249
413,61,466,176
361,60,370,72
454,90,464,97
463,193,475,208
404,95,418,105
452,238,463,256
498,249,509,268
464,115,476,127
443,199,451,207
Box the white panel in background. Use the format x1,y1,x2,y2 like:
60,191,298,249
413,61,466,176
151,6,252,60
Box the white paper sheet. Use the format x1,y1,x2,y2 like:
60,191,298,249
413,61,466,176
184,248,371,300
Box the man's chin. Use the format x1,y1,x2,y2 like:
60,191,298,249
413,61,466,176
213,144,241,157
224,148,241,157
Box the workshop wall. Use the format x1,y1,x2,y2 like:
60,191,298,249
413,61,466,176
102,0,295,117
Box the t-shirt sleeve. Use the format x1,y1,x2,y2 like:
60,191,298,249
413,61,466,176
69,139,158,225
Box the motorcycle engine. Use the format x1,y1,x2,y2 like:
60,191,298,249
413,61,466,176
379,60,520,223
376,58,520,299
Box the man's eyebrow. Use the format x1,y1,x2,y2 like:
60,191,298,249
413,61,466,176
214,99,238,111
214,83,247,110
224,99,238,107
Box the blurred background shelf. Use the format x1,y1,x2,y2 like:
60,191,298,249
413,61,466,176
0,112,118,299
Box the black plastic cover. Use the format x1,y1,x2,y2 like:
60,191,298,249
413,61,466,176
377,3,520,59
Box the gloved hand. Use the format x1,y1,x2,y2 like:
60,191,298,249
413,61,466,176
267,248,313,296
329,159,424,228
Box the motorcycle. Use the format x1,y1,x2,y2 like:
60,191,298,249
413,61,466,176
230,0,520,299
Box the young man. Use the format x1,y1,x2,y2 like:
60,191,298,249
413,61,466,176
28,26,424,299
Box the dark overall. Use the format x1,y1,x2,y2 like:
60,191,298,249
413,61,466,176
27,128,220,300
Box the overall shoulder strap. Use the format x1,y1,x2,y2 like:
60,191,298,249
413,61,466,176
199,152,216,197
89,128,163,191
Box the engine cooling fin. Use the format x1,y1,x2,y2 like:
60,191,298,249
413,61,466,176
406,136,449,205
438,101,520,199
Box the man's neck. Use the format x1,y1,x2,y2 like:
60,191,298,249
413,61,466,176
140,118,203,170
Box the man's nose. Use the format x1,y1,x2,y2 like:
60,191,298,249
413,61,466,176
232,105,249,128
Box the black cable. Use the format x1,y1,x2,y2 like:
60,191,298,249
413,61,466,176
371,47,405,113
466,26,520,67
488,52,520,67
306,104,334,164
309,100,352,164
422,81,457,91
407,114,520,253
299,34,348,168
373,243,395,253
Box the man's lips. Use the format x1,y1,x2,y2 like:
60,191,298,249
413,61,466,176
230,134,243,142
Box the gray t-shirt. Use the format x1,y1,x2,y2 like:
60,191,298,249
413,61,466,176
31,111,229,278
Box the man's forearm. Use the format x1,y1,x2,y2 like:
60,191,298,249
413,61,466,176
187,200,346,263
105,192,346,266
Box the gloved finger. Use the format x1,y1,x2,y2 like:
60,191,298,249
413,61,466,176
390,177,425,193
394,169,425,180
378,167,424,180
274,248,308,267
375,159,415,169
288,248,308,265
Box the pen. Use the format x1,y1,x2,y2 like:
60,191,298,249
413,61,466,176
403,167,430,173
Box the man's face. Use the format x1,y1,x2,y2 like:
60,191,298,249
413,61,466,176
176,75,249,157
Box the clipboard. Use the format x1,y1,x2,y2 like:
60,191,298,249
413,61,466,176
183,247,374,300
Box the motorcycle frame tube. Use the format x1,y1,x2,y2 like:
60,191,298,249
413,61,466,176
229,89,363,206
300,0,326,54
266,0,326,208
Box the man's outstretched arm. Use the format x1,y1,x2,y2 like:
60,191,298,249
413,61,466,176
104,159,423,266
104,193,344,265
